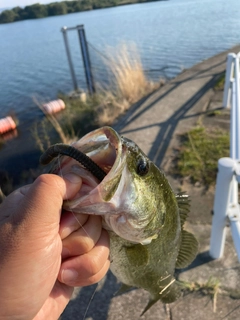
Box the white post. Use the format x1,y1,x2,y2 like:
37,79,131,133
223,53,236,108
211,52,240,261
230,81,236,159
229,81,239,205
210,158,235,259
235,55,240,159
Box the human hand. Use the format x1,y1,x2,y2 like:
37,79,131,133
0,174,110,320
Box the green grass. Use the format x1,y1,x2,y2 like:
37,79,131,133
175,126,230,187
214,73,225,90
58,93,99,137
179,277,220,312
32,93,101,153
207,109,222,117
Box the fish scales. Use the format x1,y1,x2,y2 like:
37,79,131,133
40,126,198,315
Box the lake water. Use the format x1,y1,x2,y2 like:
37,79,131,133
0,0,240,185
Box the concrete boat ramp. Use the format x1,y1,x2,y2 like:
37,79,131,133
61,44,240,320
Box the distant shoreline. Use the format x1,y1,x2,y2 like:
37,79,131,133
2,43,239,192
0,0,167,24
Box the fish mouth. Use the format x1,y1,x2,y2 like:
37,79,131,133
47,126,159,244
59,126,128,214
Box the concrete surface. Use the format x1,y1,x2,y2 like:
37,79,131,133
60,44,240,320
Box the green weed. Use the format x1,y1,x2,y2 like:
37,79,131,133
214,73,225,90
179,277,220,312
175,126,230,187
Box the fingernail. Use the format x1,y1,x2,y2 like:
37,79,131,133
64,173,82,184
61,227,74,240
61,269,79,284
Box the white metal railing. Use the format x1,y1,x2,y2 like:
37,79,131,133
209,52,240,261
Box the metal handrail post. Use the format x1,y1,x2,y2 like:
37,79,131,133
229,80,239,206
210,158,235,259
235,54,240,159
61,26,79,91
211,52,240,261
223,53,236,108
77,25,95,95
230,81,236,159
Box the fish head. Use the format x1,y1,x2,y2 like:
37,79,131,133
53,126,178,245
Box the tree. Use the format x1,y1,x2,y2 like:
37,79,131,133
0,0,163,24
47,2,68,16
70,0,92,12
12,6,28,21
0,10,17,23
24,4,48,19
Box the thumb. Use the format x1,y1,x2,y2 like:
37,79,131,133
2,173,82,227
22,173,82,226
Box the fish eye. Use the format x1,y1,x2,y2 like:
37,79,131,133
137,158,149,176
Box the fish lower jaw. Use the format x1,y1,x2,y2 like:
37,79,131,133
117,215,127,223
140,234,158,245
103,214,159,245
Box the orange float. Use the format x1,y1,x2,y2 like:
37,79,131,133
0,116,17,135
42,99,65,114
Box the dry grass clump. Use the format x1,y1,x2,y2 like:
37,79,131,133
92,42,162,125
93,92,129,126
103,43,158,104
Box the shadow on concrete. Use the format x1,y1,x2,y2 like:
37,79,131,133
61,271,120,320
116,58,225,130
115,60,225,168
148,73,223,168
176,251,215,277
221,304,240,320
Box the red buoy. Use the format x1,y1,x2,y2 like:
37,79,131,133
42,99,65,114
0,116,17,135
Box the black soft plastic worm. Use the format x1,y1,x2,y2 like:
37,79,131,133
40,143,106,182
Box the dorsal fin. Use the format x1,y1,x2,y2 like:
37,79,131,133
175,230,199,269
175,192,190,228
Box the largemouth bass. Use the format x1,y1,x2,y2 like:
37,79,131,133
40,126,198,314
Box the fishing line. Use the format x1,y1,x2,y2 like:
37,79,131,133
82,284,99,320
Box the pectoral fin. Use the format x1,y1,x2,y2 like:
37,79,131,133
175,230,198,269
